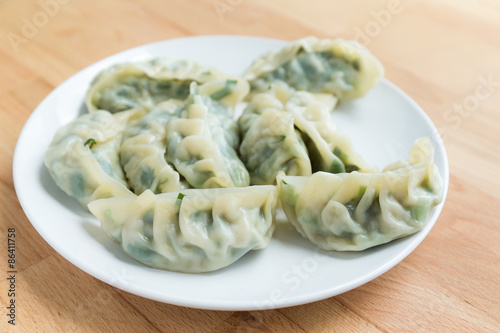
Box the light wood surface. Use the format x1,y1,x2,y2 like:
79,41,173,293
1,0,500,332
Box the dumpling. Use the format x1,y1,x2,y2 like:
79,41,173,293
166,83,250,188
238,90,287,134
86,58,249,113
244,37,384,101
240,90,373,178
277,138,444,251
45,110,138,209
285,91,375,173
240,109,312,185
196,88,240,150
88,186,278,272
120,100,184,195
239,106,311,185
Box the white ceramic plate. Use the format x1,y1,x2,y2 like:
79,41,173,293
13,36,449,311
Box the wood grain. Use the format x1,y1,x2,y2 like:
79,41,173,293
1,0,499,332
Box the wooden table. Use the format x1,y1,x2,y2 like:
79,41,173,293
1,0,499,331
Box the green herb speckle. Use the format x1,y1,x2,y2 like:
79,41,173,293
210,80,237,100
84,138,97,148
345,164,360,173
329,159,345,173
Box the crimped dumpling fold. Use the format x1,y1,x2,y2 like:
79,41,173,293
278,137,444,251
166,83,249,188
244,37,384,102
120,100,185,195
88,186,278,273
86,58,249,113
45,110,139,209
239,89,374,185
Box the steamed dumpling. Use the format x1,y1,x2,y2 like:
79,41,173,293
166,83,249,188
244,37,384,101
239,109,312,185
86,58,249,113
277,138,444,251
239,104,311,185
45,110,137,209
120,100,185,195
88,186,278,272
285,91,375,173
239,90,373,182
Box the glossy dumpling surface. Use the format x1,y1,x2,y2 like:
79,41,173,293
45,110,135,208
88,186,278,272
278,138,444,251
244,37,384,101
166,85,249,188
120,100,184,195
285,91,375,173
86,58,249,113
239,107,311,185
240,90,373,180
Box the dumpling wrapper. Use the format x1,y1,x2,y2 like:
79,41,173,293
45,110,140,209
285,91,375,173
120,100,185,195
86,58,249,113
239,109,311,185
244,37,384,102
277,137,444,251
239,90,374,183
88,186,278,273
166,83,249,189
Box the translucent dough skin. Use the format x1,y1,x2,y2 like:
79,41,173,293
239,90,373,185
284,91,375,174
86,58,249,113
239,109,311,185
278,138,444,251
244,37,384,102
88,186,278,273
120,100,183,195
166,85,249,189
44,110,135,209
